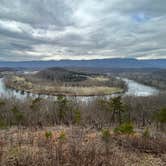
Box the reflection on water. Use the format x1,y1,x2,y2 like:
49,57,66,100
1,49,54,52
122,78,159,96
0,77,159,102
0,78,37,100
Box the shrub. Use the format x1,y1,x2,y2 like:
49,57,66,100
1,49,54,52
74,109,81,125
0,100,5,107
58,131,66,142
142,127,150,138
0,119,7,129
101,128,111,143
154,107,166,131
10,106,24,125
57,96,68,123
155,107,166,123
114,123,134,134
45,131,52,139
30,98,41,110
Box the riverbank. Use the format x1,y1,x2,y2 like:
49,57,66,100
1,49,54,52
4,75,124,96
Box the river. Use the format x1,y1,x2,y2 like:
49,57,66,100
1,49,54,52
0,77,159,101
121,78,159,96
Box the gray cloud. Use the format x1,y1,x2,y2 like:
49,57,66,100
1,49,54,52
0,0,165,61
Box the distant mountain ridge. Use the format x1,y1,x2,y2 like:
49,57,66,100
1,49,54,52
0,58,166,69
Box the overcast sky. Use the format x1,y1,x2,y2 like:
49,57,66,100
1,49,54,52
0,0,166,61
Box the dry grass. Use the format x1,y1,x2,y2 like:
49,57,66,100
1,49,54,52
58,86,122,96
89,76,110,82
0,127,165,166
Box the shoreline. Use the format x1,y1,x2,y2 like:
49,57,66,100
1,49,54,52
3,77,124,97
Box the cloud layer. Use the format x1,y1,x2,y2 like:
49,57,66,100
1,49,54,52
0,0,166,61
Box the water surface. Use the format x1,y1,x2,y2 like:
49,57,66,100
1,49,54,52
0,77,159,101
122,78,159,96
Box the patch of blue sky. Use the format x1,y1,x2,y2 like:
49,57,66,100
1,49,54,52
132,12,150,23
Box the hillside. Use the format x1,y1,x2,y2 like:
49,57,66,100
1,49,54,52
0,95,166,165
116,69,166,90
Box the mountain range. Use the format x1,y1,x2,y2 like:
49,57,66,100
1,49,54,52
0,58,166,69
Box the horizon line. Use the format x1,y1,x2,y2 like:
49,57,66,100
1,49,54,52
0,57,166,63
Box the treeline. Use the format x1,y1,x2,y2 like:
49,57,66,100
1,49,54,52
0,94,165,131
36,67,89,83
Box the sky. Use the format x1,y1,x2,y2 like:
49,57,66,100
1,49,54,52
0,0,166,61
